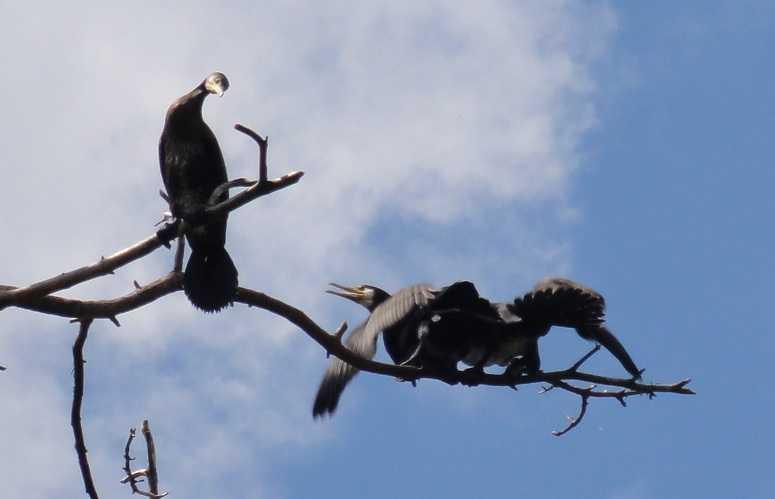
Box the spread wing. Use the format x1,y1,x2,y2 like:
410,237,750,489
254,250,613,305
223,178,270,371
510,277,605,329
312,284,433,417
510,277,641,377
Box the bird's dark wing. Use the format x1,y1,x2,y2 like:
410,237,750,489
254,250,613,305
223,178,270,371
365,284,434,337
158,137,172,200
510,277,605,329
312,284,434,417
430,280,500,318
312,320,371,417
510,277,641,377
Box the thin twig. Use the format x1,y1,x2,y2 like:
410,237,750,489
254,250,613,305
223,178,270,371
234,124,268,182
570,344,601,372
72,318,99,499
208,178,257,205
552,386,591,437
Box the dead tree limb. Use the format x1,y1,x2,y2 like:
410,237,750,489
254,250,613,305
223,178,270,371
205,125,302,217
4,276,693,437
72,318,99,499
234,287,693,398
0,273,183,320
121,424,168,499
142,420,162,497
0,225,178,311
0,124,301,313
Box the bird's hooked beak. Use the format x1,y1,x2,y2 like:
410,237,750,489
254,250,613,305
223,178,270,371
326,283,368,304
204,72,229,97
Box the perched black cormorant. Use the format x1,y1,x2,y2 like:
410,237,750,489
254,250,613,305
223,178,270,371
313,278,641,417
159,72,238,312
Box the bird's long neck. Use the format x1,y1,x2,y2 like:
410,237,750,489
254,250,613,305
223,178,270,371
367,289,391,312
166,86,207,128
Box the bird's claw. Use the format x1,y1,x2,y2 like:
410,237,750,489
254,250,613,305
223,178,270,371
154,211,175,227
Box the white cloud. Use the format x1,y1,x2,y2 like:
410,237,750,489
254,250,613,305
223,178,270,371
0,1,616,497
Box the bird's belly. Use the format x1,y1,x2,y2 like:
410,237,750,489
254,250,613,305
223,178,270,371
460,336,532,367
461,347,491,367
491,336,532,366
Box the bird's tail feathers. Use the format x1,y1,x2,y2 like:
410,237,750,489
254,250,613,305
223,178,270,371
184,246,238,313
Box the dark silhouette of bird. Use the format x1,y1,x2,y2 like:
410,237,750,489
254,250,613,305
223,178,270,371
313,278,641,417
312,283,435,417
501,277,641,377
159,72,237,312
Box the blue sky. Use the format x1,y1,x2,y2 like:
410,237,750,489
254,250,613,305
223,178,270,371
0,2,772,498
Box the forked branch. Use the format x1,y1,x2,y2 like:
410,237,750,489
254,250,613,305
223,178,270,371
0,124,302,314
121,421,168,499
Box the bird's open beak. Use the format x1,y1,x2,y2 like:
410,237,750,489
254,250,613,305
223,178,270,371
326,283,366,303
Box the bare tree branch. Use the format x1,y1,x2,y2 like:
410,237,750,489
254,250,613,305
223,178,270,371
0,124,301,312
0,225,178,311
551,385,592,437
0,273,182,320
234,287,694,401
142,420,162,497
569,344,601,372
205,124,302,217
207,177,257,205
4,276,694,415
72,318,99,499
173,236,185,273
234,123,268,182
121,425,168,499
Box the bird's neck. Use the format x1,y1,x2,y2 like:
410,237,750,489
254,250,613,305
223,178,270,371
166,87,207,128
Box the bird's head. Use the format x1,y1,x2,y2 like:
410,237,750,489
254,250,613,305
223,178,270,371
327,283,390,312
203,72,229,97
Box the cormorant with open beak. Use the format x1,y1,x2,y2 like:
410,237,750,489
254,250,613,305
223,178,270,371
312,283,435,417
159,72,238,312
313,278,641,417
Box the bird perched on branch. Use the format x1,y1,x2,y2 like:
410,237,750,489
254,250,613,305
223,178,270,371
159,72,238,312
313,278,641,417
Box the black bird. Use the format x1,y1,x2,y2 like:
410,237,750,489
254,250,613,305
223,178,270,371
312,283,436,417
313,278,641,417
159,72,238,312
501,277,641,377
